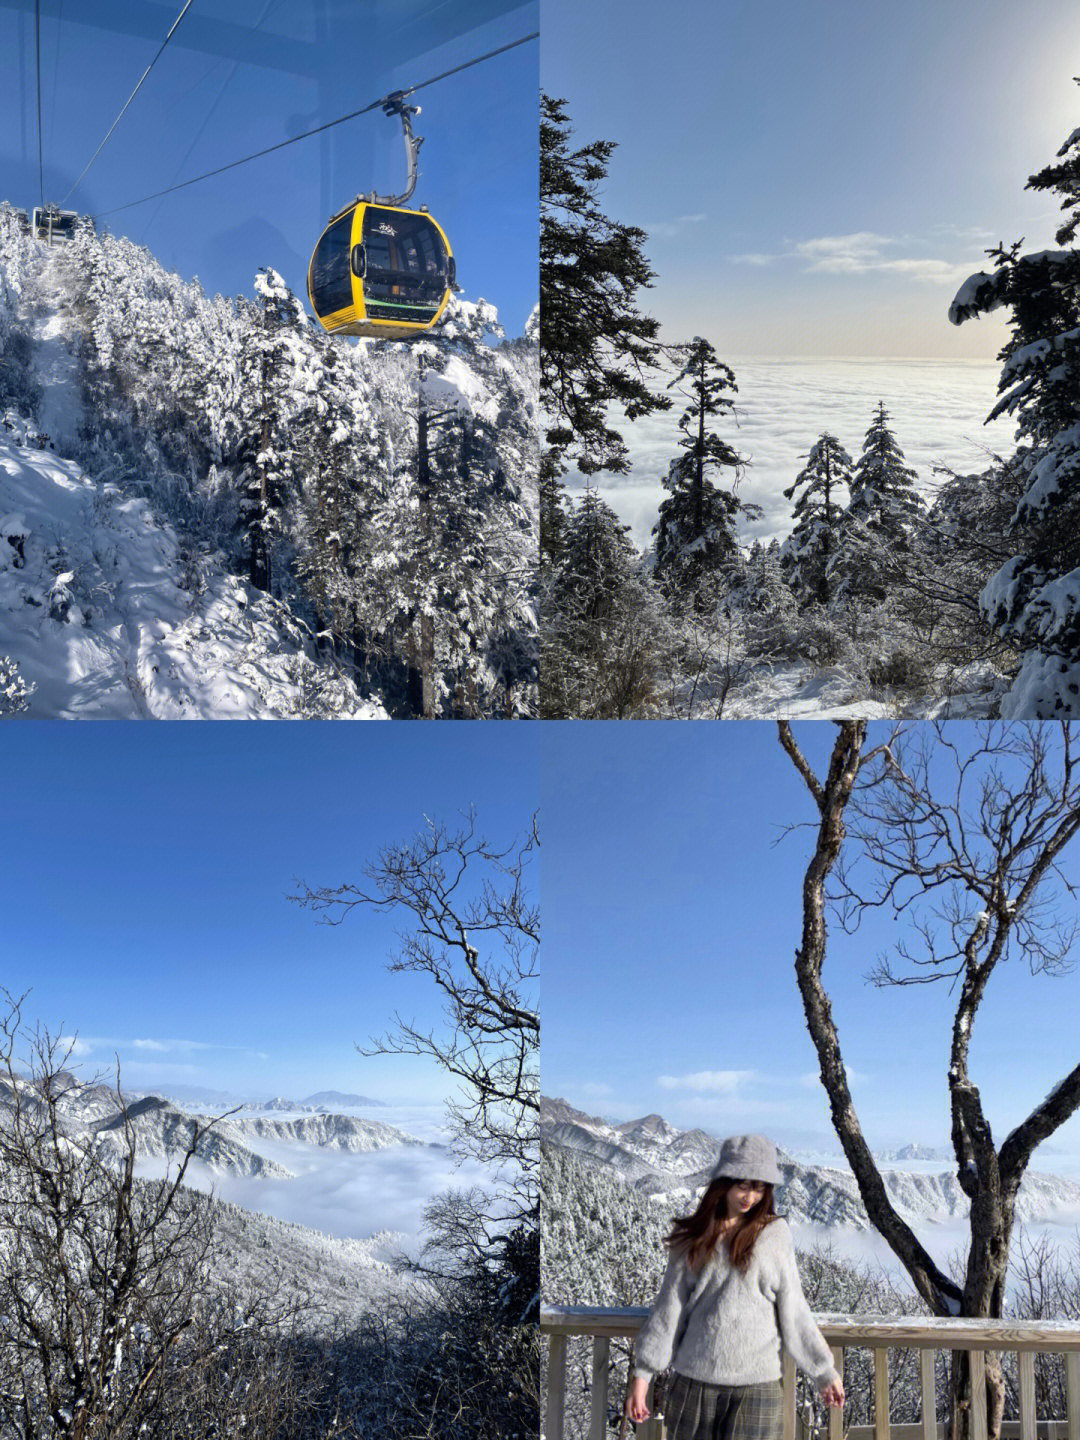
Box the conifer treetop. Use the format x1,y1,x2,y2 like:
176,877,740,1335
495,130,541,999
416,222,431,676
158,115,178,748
540,95,669,474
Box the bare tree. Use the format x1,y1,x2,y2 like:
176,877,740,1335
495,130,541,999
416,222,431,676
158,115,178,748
777,722,1080,1440
0,995,314,1440
290,812,539,1305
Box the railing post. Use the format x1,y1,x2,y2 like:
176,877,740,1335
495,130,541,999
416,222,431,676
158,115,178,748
547,1331,567,1440
783,1349,797,1440
920,1348,937,1440
1066,1351,1080,1440
874,1346,890,1440
830,1346,845,1440
1019,1351,1036,1440
589,1334,609,1440
970,1351,987,1440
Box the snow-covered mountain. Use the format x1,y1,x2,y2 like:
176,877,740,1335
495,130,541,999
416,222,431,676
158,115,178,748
0,411,380,717
92,1096,295,1178
541,1097,1080,1227
0,210,538,717
236,1091,387,1113
301,1089,386,1110
878,1143,950,1162
4,1075,426,1179
231,1112,430,1154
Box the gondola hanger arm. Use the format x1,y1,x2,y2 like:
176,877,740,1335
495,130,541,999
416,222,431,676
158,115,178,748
358,93,424,209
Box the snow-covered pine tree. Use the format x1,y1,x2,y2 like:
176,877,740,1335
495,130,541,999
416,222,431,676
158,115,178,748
238,267,310,592
542,488,666,717
0,654,33,713
834,402,923,601
0,210,38,417
420,373,536,713
949,95,1080,713
540,94,670,581
781,432,854,605
540,96,669,477
294,335,383,663
652,336,757,610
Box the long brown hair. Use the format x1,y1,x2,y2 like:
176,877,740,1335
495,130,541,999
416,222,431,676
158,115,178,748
665,1178,776,1272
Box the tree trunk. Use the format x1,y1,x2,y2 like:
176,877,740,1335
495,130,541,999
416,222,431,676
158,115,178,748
415,353,436,718
249,418,271,591
694,355,705,534
420,611,436,718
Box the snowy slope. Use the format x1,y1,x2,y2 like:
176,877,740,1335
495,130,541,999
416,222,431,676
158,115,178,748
209,1193,426,1325
0,416,384,717
0,216,538,717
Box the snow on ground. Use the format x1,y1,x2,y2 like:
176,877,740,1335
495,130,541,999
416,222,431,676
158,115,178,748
423,353,500,421
709,659,1004,720
0,420,385,717
31,251,84,453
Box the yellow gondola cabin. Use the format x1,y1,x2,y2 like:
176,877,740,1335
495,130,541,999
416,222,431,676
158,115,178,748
308,200,455,341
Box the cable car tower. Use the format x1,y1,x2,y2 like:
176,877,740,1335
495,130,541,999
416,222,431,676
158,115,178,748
307,95,456,341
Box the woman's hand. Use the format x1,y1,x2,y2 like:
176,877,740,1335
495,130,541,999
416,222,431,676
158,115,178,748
625,1376,651,1422
820,1380,845,1408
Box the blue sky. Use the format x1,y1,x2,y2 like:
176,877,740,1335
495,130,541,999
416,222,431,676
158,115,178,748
0,0,538,333
542,0,1080,358
1,722,538,1104
542,722,1080,1168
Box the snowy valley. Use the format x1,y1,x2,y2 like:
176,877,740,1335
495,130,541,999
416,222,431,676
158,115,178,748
0,1069,454,1323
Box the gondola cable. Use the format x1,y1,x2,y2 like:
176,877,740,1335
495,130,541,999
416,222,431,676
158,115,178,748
34,0,44,210
60,0,194,208
139,0,282,244
95,30,538,221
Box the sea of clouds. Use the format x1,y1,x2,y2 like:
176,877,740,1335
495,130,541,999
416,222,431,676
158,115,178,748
566,357,1018,550
790,1213,1080,1291
135,1102,500,1255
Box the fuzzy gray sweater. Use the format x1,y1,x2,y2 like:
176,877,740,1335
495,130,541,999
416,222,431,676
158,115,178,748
632,1219,840,1388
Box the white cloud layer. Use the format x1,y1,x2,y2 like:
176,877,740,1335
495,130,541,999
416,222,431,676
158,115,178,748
568,357,1016,549
732,233,978,285
646,212,707,239
658,1070,755,1093
136,1141,498,1257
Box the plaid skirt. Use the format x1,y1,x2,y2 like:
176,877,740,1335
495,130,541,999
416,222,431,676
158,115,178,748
662,1375,784,1440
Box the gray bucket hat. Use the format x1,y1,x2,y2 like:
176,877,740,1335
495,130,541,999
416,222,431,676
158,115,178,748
711,1134,781,1186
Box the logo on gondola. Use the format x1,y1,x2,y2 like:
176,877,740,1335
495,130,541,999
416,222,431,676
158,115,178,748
375,223,398,236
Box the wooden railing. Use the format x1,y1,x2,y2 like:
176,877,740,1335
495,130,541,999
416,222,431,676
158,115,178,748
540,1306,1080,1440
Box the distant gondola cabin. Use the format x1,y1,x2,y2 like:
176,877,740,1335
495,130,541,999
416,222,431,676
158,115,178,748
32,206,79,244
308,202,454,340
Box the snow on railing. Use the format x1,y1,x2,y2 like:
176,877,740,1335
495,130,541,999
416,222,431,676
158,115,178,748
540,1305,1080,1440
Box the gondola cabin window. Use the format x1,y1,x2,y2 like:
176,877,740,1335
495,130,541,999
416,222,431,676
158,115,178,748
309,211,355,319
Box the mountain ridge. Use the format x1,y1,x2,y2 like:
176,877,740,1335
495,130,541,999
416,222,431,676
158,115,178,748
541,1096,1080,1227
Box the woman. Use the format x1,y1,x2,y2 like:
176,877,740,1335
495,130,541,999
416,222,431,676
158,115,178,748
625,1134,844,1440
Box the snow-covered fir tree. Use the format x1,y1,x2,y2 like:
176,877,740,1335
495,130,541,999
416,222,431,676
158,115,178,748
834,402,923,600
293,335,386,659
950,94,1080,714
238,267,311,592
652,337,756,611
781,433,854,605
542,488,667,718
0,654,32,713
